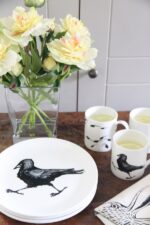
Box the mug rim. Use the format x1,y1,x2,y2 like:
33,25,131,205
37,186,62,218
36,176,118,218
113,129,149,152
130,107,150,125
85,106,118,124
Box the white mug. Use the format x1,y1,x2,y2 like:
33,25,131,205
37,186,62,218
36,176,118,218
129,107,150,153
84,106,129,152
111,129,150,180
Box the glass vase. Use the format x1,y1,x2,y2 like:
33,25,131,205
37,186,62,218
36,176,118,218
5,86,59,144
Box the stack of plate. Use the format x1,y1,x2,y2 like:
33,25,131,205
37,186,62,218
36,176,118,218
0,138,98,223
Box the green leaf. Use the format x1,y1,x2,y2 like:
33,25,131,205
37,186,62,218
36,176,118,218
54,31,67,40
42,45,49,60
17,74,26,87
2,74,12,83
31,45,42,73
46,31,54,42
31,73,57,87
20,47,31,75
2,74,23,91
70,65,79,72
30,72,37,80
54,79,60,88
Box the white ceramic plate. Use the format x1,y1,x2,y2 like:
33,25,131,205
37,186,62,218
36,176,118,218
0,181,98,224
0,175,97,220
0,138,98,219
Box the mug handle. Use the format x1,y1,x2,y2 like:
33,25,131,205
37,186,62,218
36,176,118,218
144,158,150,169
115,120,129,129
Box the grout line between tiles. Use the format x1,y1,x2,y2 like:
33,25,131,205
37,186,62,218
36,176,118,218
109,56,150,60
105,0,113,106
106,83,150,86
76,0,81,112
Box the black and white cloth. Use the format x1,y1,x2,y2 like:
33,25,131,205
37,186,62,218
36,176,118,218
95,174,150,225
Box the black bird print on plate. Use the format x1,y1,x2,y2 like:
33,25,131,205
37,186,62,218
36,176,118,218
112,154,144,179
6,159,84,197
95,186,150,225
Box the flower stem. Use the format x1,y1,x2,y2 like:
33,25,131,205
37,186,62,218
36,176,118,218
17,111,30,135
32,106,53,137
17,88,55,137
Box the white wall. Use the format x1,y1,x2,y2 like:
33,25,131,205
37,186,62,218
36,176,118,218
106,0,150,111
78,0,111,111
0,0,150,112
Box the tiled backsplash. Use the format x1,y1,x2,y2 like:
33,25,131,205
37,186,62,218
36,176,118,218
106,0,150,110
0,0,150,112
109,0,150,57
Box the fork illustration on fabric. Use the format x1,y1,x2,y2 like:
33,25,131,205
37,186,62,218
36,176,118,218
95,185,150,225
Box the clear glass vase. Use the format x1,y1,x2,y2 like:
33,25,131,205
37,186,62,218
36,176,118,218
5,86,59,143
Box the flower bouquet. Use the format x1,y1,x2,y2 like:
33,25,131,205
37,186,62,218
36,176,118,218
0,5,97,141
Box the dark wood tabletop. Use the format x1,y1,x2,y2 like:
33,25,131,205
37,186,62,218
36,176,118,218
0,112,149,225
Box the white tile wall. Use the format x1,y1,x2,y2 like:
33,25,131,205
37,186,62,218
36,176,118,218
106,84,150,111
108,58,150,83
109,0,150,57
0,0,47,16
78,0,112,111
106,0,150,111
1,0,150,112
0,0,24,16
78,0,150,111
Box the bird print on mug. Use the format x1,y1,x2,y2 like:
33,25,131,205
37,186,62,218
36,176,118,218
85,120,111,150
6,159,84,197
86,135,111,150
112,154,144,179
95,186,150,225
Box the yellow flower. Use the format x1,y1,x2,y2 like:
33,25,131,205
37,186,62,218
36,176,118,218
43,56,56,71
2,7,53,46
48,18,55,31
12,7,42,36
0,35,21,76
47,33,97,70
60,15,90,37
0,41,9,61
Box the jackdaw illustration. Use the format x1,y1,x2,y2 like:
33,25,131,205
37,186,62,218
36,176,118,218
113,154,144,179
6,159,84,197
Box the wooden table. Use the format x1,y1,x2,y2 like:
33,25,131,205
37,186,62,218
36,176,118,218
0,112,149,225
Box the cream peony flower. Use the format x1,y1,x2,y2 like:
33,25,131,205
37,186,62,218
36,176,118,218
43,56,56,71
11,62,23,76
0,37,21,76
47,33,97,70
2,7,55,46
60,15,90,37
24,18,55,36
12,7,42,36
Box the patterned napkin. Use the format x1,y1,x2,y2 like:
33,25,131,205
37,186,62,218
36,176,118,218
95,174,150,225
